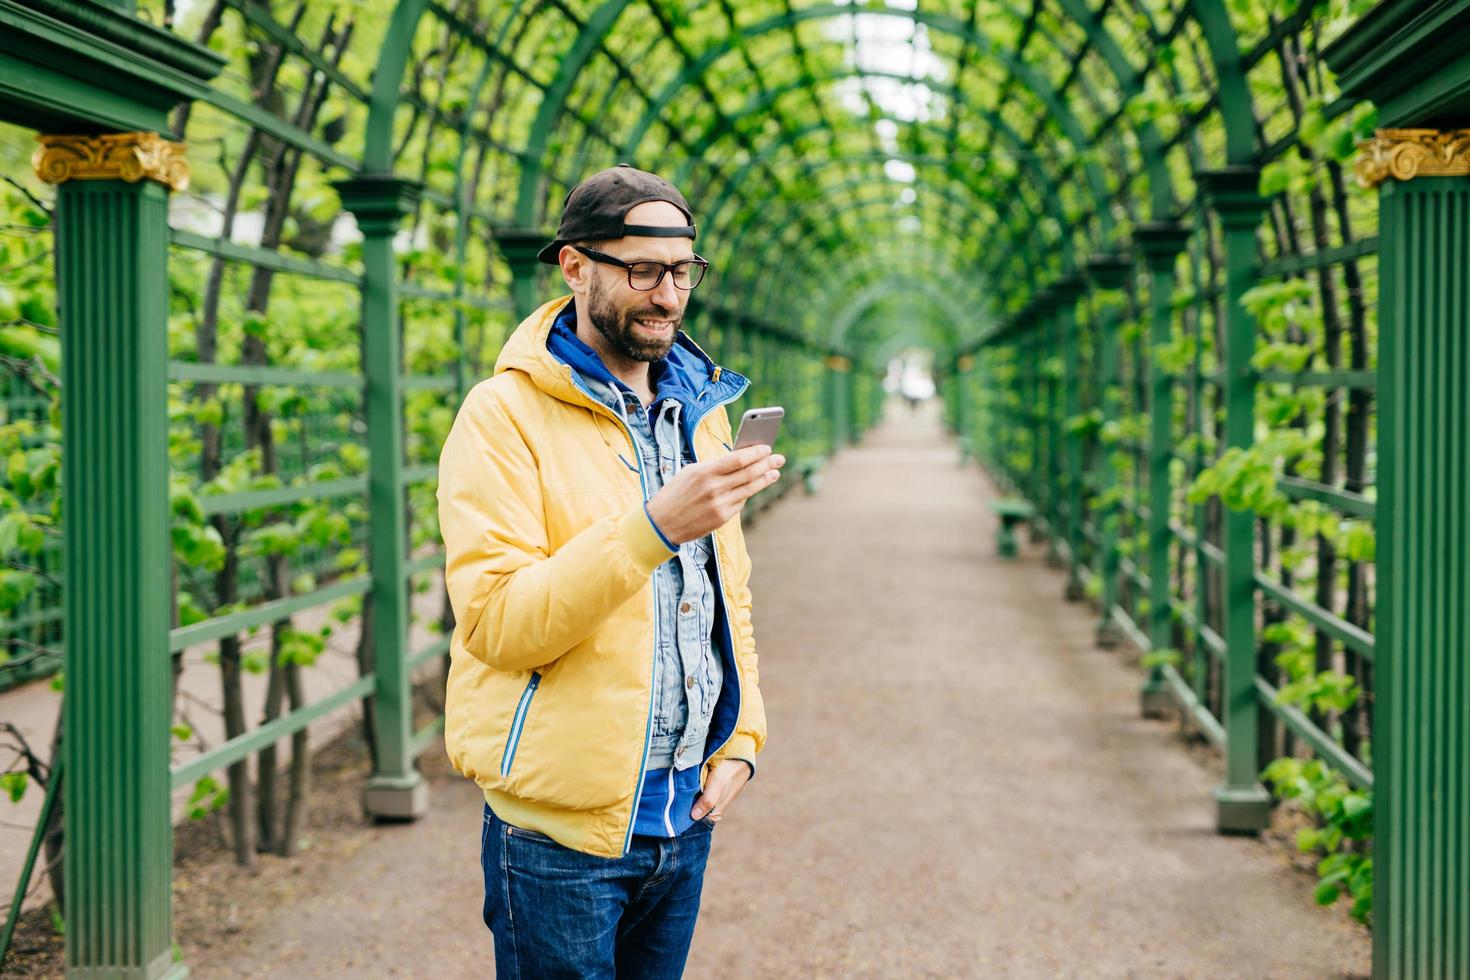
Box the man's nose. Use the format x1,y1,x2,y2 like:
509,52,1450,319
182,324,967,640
650,272,681,312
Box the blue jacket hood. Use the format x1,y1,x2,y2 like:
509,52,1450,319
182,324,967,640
546,300,748,445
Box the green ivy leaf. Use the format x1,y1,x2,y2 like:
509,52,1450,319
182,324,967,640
0,770,28,803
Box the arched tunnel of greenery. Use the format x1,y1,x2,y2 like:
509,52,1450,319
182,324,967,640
4,0,1470,975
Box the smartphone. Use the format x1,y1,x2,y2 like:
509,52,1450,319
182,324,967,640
734,406,784,450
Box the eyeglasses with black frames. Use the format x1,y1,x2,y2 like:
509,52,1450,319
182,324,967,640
573,245,709,291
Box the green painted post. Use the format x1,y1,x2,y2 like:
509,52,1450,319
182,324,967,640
847,368,857,438
987,349,1005,479
335,175,429,822
1086,254,1133,646
1373,154,1470,980
1133,224,1191,713
496,229,551,321
1199,169,1271,834
1055,275,1086,596
954,354,973,457
12,12,222,976
1020,331,1034,504
40,135,180,980
751,330,766,407
999,348,1008,476
721,312,741,375
1026,324,1046,543
969,352,986,468
1041,289,1067,568
1326,6,1470,973
827,355,851,452
821,359,836,453
1187,232,1213,714
865,367,877,436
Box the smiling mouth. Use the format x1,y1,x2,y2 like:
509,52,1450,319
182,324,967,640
635,318,676,333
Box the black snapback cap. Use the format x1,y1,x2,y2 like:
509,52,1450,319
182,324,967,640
537,163,696,265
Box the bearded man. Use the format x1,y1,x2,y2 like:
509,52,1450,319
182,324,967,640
437,164,779,978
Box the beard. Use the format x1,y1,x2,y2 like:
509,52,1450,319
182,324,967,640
586,274,681,363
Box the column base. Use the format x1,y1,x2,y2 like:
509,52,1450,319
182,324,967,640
1064,576,1085,601
1140,679,1172,719
69,949,191,979
1095,621,1121,649
1213,783,1272,835
363,772,429,822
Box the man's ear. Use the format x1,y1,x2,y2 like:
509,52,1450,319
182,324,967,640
559,244,588,291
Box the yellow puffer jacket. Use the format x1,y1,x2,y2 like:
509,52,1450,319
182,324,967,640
437,296,766,858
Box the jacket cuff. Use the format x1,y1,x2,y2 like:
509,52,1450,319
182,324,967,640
618,505,677,575
718,732,759,778
643,501,679,552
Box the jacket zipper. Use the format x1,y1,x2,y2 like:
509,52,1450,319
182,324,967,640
560,365,749,855
500,671,541,777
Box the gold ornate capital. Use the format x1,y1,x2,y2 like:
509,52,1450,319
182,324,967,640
32,132,189,191
1357,128,1470,189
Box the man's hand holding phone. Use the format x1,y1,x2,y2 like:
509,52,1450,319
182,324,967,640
645,445,784,546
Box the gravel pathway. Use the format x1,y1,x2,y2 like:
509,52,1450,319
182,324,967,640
193,401,1371,979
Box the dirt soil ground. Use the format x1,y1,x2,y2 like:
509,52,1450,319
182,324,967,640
7,401,1372,978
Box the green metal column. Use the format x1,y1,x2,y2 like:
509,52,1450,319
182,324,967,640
1372,149,1470,980
870,365,883,429
721,312,742,374
953,354,973,456
1133,224,1191,714
1326,6,1470,971
38,134,180,980
1026,323,1046,542
11,12,222,976
821,358,836,452
335,175,429,822
751,330,767,407
1055,275,1086,597
827,355,851,452
1199,169,1271,834
1041,290,1066,567
1085,255,1132,646
496,229,550,321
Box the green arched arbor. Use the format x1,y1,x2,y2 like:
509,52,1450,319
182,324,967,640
1,0,1467,976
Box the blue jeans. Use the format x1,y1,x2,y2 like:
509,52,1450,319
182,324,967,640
480,803,716,978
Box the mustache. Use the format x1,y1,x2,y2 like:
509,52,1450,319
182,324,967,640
627,307,680,323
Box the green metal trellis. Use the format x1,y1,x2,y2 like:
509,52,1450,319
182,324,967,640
1,0,1468,977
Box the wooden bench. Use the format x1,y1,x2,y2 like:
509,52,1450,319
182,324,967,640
988,497,1035,558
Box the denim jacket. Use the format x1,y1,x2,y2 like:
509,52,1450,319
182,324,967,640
545,310,724,773
586,376,725,771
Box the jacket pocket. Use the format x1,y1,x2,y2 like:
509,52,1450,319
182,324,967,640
500,671,541,778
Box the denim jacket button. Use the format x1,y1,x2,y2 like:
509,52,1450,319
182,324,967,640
686,674,696,689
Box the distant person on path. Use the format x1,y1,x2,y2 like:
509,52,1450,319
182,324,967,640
437,164,776,978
